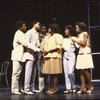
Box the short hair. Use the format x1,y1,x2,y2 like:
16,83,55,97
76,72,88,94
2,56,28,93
65,25,76,35
31,20,40,27
75,22,87,31
49,23,61,33
16,20,25,29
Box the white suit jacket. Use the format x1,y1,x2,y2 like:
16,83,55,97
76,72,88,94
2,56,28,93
23,28,40,61
11,30,40,62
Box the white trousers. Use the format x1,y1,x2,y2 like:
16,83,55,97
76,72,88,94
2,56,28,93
63,52,76,90
39,77,44,91
24,60,34,91
11,61,23,92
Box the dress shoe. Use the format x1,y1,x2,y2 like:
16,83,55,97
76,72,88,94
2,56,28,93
73,89,77,93
25,91,34,94
64,89,76,93
64,90,72,93
19,88,25,93
12,91,22,95
32,89,42,93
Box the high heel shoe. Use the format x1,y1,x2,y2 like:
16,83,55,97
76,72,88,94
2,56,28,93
86,87,94,94
77,88,86,94
46,89,52,93
48,89,58,94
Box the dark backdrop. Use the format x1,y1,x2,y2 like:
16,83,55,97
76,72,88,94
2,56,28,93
0,0,100,86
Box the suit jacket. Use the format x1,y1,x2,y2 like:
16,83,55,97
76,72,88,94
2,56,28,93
11,30,40,62
23,28,40,61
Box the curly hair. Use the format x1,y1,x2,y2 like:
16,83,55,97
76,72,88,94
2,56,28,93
75,22,87,31
65,25,76,36
49,23,61,33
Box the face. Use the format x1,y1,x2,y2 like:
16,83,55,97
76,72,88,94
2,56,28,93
64,28,70,36
21,23,27,33
35,22,41,31
75,25,80,33
48,28,52,33
41,26,47,34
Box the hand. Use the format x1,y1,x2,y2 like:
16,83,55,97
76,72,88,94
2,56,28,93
40,47,48,53
40,48,44,53
43,50,50,55
75,42,79,48
37,48,41,52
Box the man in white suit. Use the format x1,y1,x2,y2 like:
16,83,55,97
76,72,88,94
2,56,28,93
11,20,40,94
24,20,42,94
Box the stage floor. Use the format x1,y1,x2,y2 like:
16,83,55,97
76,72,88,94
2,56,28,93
0,85,100,100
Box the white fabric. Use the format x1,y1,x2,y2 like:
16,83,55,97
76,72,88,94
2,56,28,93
23,28,40,60
11,61,22,92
